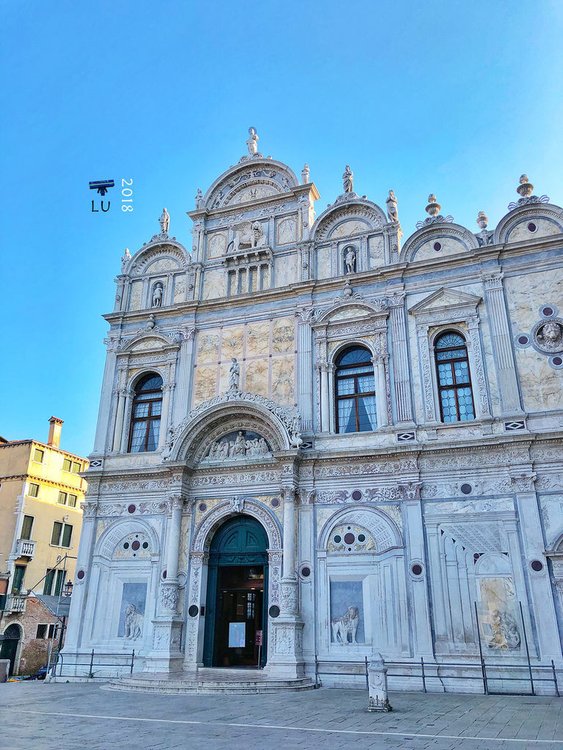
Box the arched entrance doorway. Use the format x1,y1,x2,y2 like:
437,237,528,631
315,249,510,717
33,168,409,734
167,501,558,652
203,516,268,668
1,624,22,676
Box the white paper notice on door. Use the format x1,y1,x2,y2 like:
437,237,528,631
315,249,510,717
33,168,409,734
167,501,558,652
228,621,246,648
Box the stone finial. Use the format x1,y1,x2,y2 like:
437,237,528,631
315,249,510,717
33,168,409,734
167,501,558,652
301,163,310,184
517,174,534,198
425,194,441,217
121,248,131,271
159,208,170,235
476,211,488,229
343,165,354,194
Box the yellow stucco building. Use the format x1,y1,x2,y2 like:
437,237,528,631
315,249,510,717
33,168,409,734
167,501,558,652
0,417,88,674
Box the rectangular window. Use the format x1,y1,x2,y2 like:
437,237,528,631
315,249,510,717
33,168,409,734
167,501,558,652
71,461,81,473
28,482,40,497
44,568,55,595
12,564,26,594
36,624,48,639
21,515,34,540
51,522,63,545
33,448,44,463
61,524,73,548
58,491,67,505
48,623,57,639
67,494,77,508
54,569,66,596
62,458,72,472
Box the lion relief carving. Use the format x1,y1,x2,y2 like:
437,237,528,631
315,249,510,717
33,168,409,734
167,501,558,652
331,606,360,645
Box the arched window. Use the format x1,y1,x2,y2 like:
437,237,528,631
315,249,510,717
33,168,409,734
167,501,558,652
335,346,376,433
128,373,163,452
434,332,475,422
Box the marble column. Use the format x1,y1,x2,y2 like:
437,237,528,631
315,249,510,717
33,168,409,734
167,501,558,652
112,385,127,452
388,292,414,423
146,494,186,673
296,310,314,432
119,389,133,453
93,341,118,453
511,472,561,660
372,356,388,428
318,361,331,432
482,273,523,414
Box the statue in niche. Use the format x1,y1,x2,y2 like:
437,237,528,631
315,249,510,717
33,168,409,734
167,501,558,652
228,358,240,391
124,604,143,640
386,190,399,223
487,609,521,650
246,127,259,156
343,165,354,194
344,247,356,274
159,207,170,235
332,606,360,644
151,283,164,307
536,320,563,352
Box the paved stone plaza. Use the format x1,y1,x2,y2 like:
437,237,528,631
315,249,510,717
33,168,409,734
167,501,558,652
1,682,561,750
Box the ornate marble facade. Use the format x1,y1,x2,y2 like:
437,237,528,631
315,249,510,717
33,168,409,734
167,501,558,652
62,136,563,691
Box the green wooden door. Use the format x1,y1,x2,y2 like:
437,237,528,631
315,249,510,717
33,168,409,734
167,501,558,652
203,516,268,667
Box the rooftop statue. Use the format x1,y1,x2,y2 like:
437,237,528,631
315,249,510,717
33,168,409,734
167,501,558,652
246,127,259,156
386,190,399,223
343,165,354,194
159,207,170,235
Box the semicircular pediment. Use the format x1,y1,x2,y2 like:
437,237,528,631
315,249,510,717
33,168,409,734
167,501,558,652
313,200,386,241
204,160,299,210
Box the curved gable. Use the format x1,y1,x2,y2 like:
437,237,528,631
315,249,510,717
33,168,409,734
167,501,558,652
401,222,478,263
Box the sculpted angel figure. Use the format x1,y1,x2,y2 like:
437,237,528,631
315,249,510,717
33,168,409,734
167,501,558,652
159,207,170,234
246,127,259,156
343,165,354,194
151,283,163,307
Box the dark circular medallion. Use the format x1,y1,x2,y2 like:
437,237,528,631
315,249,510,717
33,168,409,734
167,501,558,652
131,540,141,551
351,490,362,501
142,541,149,549
188,605,199,617
162,569,167,579
358,534,366,543
344,532,355,545
411,563,423,576
271,497,280,508
269,605,280,618
460,483,472,495
198,503,207,513
527,222,537,233
300,566,311,578
333,535,342,544
127,504,136,514
77,570,85,580
433,242,442,251
542,306,554,317
123,542,129,549
552,356,563,366
518,335,529,345
531,559,544,572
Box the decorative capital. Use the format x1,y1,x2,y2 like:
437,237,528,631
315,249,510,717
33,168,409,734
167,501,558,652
399,482,422,502
169,493,185,512
510,471,537,493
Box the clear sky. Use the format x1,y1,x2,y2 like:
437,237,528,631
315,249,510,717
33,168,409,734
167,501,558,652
2,1,562,456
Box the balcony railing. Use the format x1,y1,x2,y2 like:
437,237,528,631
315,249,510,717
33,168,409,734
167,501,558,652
5,594,26,613
15,539,36,558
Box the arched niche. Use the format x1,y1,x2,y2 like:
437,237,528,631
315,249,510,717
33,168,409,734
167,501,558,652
493,202,563,245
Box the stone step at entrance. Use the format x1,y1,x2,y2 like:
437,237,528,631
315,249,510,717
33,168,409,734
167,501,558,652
105,668,316,694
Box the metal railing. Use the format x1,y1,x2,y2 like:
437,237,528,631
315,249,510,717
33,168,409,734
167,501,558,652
314,655,560,696
54,649,135,679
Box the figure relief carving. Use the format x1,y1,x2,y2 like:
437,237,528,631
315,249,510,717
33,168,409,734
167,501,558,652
331,606,360,644
227,221,267,253
487,610,521,650
124,604,143,640
228,357,240,392
535,320,563,353
206,430,271,461
229,496,245,513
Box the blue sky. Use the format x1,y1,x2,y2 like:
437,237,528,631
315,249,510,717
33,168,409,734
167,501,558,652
2,1,562,456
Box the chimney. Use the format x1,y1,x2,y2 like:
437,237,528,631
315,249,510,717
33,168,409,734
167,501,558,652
47,416,64,448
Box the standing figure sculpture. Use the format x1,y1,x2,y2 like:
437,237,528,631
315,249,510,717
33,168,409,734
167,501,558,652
246,127,259,156
228,357,240,391
344,247,356,274
151,283,163,308
386,190,399,223
159,207,170,235
343,165,354,194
